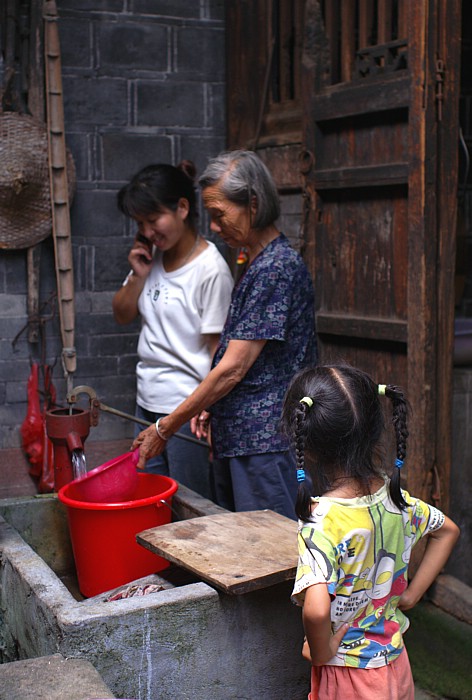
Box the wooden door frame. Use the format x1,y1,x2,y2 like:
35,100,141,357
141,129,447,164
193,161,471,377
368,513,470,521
429,0,462,511
405,0,461,508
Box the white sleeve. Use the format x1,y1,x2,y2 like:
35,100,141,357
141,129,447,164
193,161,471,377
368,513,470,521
198,253,234,334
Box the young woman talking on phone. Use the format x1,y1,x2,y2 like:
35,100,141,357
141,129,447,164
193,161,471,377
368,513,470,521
112,161,233,499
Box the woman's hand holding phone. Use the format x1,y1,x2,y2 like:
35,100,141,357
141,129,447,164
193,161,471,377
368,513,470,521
128,233,153,277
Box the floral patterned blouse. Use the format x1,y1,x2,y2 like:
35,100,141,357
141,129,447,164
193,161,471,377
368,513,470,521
210,233,317,458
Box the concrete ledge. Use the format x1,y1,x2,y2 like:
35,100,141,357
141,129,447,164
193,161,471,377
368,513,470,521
430,573,472,624
0,492,308,698
0,654,115,700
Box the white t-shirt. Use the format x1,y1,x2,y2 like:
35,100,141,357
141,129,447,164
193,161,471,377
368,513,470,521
134,240,233,413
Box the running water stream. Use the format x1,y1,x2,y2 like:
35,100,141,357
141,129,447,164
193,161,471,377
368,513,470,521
71,448,87,480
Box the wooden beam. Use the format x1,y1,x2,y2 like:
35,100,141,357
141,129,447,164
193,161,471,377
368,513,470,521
313,74,409,121
314,163,408,189
434,0,462,514
406,0,436,503
378,0,393,44
358,0,374,49
340,0,356,82
316,312,407,343
397,0,408,41
324,0,340,84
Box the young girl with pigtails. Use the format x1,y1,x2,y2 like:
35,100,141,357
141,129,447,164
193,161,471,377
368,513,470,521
281,364,459,700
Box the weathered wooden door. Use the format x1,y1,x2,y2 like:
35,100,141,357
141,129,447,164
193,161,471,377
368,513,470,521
301,0,461,508
226,0,306,258
225,0,461,510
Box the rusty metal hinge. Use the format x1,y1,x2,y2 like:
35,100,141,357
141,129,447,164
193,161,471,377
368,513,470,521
435,58,445,122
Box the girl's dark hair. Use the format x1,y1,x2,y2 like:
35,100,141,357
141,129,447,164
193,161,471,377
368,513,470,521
280,364,409,520
117,161,197,226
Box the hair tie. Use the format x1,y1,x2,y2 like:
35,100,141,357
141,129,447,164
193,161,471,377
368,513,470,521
378,384,387,395
395,458,404,469
300,396,313,408
296,468,306,482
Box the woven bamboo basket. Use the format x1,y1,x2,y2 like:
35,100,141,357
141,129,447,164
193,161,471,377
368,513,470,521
0,111,75,250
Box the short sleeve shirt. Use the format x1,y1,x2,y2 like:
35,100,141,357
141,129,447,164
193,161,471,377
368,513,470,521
136,241,233,413
210,234,317,458
291,482,446,668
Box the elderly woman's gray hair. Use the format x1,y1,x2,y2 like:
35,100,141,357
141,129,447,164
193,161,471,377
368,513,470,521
199,150,280,229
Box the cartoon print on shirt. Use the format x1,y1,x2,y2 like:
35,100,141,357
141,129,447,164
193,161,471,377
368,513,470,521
364,547,396,600
336,529,372,597
380,494,415,564
385,493,445,565
338,546,405,668
298,527,334,583
335,506,408,668
292,485,445,668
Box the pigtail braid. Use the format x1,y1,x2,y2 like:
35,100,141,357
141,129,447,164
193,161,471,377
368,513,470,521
385,384,409,510
294,401,313,521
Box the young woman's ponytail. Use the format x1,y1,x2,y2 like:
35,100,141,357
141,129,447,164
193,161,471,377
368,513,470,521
381,384,409,510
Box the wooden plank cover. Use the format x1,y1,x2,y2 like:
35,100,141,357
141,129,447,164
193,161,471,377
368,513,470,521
137,510,298,595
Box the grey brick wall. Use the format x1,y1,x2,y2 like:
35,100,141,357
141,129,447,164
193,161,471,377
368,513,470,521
0,0,226,449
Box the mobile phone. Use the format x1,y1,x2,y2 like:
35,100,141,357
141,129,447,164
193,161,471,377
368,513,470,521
135,232,152,263
136,232,150,246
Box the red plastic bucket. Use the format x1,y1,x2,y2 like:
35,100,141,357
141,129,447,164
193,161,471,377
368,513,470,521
58,473,178,598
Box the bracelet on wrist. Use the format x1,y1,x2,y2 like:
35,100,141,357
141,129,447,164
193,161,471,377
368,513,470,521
155,418,168,441
122,270,135,287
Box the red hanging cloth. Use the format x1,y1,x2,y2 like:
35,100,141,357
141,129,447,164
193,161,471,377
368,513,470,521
20,362,57,493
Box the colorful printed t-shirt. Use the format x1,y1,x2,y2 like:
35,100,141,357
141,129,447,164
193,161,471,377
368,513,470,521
210,233,317,458
291,482,445,668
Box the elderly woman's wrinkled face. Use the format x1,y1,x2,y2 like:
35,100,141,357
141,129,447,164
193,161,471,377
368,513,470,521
202,184,252,248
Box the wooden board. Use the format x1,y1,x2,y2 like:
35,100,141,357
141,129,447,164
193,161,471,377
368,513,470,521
137,510,298,595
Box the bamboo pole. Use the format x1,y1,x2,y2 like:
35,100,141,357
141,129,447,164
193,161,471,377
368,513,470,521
27,0,46,344
43,0,76,389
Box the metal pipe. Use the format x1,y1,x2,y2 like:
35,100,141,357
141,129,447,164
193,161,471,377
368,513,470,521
66,385,208,448
97,402,207,448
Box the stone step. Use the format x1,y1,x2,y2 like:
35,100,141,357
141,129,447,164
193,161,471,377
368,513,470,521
0,654,116,700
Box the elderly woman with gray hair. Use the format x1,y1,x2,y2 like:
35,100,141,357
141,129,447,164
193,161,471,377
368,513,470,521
133,150,317,519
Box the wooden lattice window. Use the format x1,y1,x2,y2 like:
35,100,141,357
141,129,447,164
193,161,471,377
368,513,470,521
226,0,304,148
320,0,409,84
258,0,305,145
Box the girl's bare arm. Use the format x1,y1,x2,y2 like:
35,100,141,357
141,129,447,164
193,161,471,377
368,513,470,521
399,515,460,611
302,583,349,666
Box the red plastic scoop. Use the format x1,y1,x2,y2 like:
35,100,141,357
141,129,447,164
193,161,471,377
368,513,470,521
69,449,140,503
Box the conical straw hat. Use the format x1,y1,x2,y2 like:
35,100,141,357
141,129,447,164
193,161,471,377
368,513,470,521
0,111,75,250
